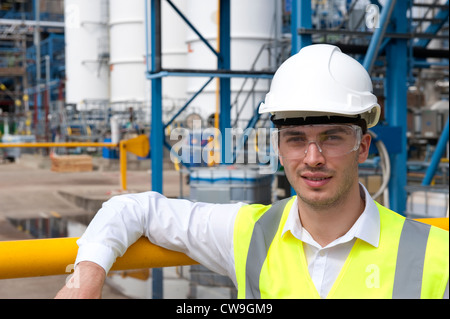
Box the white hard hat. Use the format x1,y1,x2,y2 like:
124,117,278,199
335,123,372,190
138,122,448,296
259,44,380,128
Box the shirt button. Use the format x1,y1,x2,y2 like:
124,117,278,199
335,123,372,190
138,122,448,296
319,250,326,257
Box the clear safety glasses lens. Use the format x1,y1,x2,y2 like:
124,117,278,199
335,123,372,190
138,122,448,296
272,124,362,159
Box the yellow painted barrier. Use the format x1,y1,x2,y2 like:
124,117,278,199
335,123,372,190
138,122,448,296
0,237,198,280
0,142,116,148
415,217,449,231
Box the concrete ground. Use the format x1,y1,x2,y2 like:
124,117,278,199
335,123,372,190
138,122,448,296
0,154,232,299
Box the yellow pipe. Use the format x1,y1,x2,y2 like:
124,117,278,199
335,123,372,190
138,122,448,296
0,142,118,148
120,140,127,190
0,237,198,280
415,217,449,231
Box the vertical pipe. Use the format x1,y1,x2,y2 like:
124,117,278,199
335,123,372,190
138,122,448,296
150,0,163,207
219,0,231,164
34,0,41,135
363,0,397,74
291,0,312,56
45,55,50,141
298,0,312,50
120,140,127,190
150,0,163,299
291,0,300,55
215,0,221,133
385,1,408,214
212,0,221,166
33,92,38,130
422,117,449,186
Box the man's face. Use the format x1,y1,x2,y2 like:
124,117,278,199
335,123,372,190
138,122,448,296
277,124,371,210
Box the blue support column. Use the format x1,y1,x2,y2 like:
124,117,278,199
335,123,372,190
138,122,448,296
363,0,396,73
219,0,231,164
291,0,312,55
422,117,449,186
384,1,409,214
150,0,163,299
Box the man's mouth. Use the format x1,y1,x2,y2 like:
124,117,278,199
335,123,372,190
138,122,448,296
303,177,330,181
301,173,333,187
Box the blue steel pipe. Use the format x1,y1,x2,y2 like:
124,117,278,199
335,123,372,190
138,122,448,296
384,1,409,214
363,0,397,73
150,0,164,299
291,0,312,55
219,0,231,165
422,117,450,186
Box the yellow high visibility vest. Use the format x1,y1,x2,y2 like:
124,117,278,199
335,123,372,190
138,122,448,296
233,197,449,299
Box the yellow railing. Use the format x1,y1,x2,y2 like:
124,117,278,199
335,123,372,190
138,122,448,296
0,134,150,190
0,237,198,280
0,218,447,280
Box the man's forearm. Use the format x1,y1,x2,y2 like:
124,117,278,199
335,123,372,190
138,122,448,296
55,261,106,299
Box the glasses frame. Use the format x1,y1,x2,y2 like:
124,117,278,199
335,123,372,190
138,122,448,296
272,124,363,159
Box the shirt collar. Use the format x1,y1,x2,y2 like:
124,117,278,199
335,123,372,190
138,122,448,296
281,183,380,248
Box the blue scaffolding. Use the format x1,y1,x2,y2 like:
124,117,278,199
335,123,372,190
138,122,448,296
290,0,449,214
145,0,448,235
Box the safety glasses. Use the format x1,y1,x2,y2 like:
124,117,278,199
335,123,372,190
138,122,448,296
272,124,362,159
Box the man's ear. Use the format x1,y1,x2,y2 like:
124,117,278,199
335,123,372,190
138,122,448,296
279,155,284,167
358,133,372,164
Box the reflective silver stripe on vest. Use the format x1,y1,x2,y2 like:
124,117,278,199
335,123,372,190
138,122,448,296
393,218,431,299
245,198,291,299
245,200,432,299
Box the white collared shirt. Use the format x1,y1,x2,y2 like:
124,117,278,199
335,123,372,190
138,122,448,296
76,183,380,298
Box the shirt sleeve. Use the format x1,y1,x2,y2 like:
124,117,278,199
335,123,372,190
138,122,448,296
75,191,244,282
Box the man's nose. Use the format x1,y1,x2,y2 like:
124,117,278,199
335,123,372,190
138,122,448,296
303,142,325,166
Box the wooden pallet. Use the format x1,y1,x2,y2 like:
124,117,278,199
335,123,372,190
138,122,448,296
51,154,93,172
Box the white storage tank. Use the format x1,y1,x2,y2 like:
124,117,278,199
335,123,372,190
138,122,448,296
184,0,279,127
109,0,147,110
64,0,110,110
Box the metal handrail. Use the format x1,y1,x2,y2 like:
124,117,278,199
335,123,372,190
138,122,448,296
0,237,198,280
0,142,116,148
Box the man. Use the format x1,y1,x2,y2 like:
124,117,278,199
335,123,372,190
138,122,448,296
56,44,449,299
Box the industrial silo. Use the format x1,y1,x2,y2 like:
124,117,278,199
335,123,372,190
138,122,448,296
109,0,147,111
64,0,110,110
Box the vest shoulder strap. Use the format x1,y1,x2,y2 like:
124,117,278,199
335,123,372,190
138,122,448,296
245,197,292,299
393,218,431,298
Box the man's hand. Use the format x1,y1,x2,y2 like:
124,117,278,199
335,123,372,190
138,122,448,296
55,261,106,299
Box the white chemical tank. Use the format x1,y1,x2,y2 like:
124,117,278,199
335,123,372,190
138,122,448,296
184,0,279,127
108,0,188,114
64,0,110,110
109,0,147,111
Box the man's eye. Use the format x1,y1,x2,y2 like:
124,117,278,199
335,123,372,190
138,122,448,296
285,136,306,144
